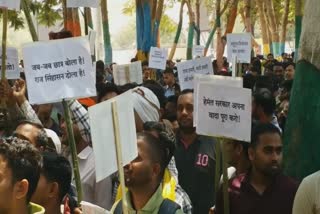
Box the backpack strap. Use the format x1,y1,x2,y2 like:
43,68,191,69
159,199,181,214
114,200,123,214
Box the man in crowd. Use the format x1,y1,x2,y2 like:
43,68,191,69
285,63,295,80
31,152,72,214
111,133,183,214
36,104,61,136
174,89,217,214
252,88,281,132
0,137,44,214
162,68,180,98
215,123,299,214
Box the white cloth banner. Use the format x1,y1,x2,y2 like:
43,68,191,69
177,57,213,90
67,0,99,8
196,83,252,142
23,37,96,104
0,47,20,79
88,91,138,182
0,0,20,10
227,33,252,63
113,61,143,85
192,45,205,58
148,47,167,70
193,75,243,127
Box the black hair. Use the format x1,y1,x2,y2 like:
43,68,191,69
243,74,257,90
96,60,105,71
285,62,295,69
117,83,139,93
41,152,72,202
254,76,277,94
142,61,149,67
97,82,119,102
251,123,281,148
281,80,293,92
0,137,42,203
273,62,284,69
163,67,174,74
137,132,173,182
143,80,166,108
253,88,276,115
179,89,194,96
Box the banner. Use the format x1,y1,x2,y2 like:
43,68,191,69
0,47,20,79
227,33,252,63
177,57,213,90
196,83,252,142
192,45,205,58
23,37,96,104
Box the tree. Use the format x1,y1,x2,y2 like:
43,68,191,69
283,0,320,180
101,0,113,65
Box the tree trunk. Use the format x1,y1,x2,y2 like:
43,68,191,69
101,0,113,65
72,8,81,36
295,0,303,60
283,0,320,180
280,0,290,54
195,0,201,45
84,7,94,35
257,0,270,55
186,0,196,60
153,0,164,47
244,0,252,33
215,0,224,72
22,0,38,41
264,0,280,56
169,0,185,60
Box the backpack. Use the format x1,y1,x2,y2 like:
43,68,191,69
114,198,181,214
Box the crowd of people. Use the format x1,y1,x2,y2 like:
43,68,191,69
0,30,316,214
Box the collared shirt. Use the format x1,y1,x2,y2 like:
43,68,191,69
73,146,113,210
68,100,92,145
28,202,45,214
293,170,320,214
164,84,180,98
215,173,299,214
174,133,217,214
111,184,183,214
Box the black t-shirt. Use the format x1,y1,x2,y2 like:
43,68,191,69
174,134,217,214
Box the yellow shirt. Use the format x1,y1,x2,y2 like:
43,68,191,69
29,203,45,214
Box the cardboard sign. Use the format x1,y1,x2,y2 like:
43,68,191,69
0,47,20,79
196,83,252,142
67,0,99,8
22,37,96,104
113,61,143,85
0,0,20,10
227,33,252,63
192,45,205,58
193,75,243,127
88,91,138,182
148,47,167,70
177,57,213,90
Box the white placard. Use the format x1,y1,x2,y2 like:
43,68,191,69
148,47,167,70
177,57,213,90
193,75,243,127
67,0,99,8
0,47,20,79
88,91,138,182
88,30,96,55
80,202,111,214
192,45,205,58
22,37,96,104
0,0,20,10
227,33,252,63
113,61,143,85
196,83,251,141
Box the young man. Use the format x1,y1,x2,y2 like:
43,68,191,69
31,152,72,214
0,137,44,214
162,68,180,98
112,133,183,214
215,123,299,214
174,89,217,214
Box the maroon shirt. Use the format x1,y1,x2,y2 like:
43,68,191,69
215,173,299,214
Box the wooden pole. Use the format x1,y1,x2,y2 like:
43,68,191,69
1,8,8,80
84,7,89,35
221,138,230,214
112,101,129,214
214,138,221,200
62,100,83,204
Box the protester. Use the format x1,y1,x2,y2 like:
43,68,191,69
215,123,299,214
252,88,282,132
293,171,320,214
111,133,183,214
175,89,217,214
97,82,120,103
31,152,72,214
0,137,44,214
163,95,179,133
142,61,152,82
162,67,181,98
37,104,61,136
285,62,295,80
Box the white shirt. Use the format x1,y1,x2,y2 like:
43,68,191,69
73,146,113,210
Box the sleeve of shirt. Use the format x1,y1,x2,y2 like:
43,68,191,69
19,100,42,125
292,176,315,214
68,100,91,144
175,184,193,214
